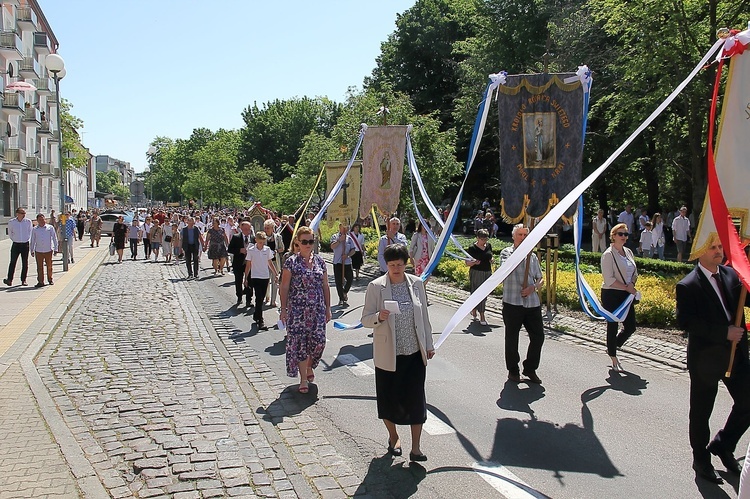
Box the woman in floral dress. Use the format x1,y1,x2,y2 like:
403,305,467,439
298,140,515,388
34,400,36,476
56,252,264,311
279,226,332,393
206,218,229,275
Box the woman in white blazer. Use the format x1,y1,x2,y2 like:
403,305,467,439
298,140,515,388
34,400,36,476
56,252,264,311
361,244,435,462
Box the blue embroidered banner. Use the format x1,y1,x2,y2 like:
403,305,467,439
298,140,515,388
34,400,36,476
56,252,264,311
498,74,584,223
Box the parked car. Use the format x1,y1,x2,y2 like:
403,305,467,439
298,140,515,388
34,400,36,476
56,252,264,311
99,210,133,235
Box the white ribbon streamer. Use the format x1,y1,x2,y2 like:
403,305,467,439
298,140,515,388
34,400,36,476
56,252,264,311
406,133,472,259
434,40,724,349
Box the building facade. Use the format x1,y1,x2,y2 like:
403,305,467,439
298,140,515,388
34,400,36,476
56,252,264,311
95,154,133,186
0,0,67,241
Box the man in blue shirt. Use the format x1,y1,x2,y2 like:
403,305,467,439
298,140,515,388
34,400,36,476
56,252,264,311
64,212,77,264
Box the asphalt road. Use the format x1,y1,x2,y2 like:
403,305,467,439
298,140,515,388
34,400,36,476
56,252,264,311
197,258,746,499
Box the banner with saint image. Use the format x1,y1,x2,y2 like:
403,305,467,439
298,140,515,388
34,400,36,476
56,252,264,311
360,125,408,218
325,160,361,224
497,74,584,222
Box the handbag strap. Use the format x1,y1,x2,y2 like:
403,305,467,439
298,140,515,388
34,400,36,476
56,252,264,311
611,250,631,284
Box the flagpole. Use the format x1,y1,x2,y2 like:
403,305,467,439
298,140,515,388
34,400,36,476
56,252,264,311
725,287,747,378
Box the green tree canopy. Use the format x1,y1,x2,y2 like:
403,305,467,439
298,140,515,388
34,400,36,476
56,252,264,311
238,97,342,181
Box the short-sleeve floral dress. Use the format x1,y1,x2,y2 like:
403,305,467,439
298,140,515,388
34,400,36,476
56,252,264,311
284,253,327,377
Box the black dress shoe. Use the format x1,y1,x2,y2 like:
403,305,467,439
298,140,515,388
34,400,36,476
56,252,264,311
523,370,542,384
236,297,243,306
508,372,522,383
409,452,427,462
708,440,741,475
692,462,723,484
3,278,11,286
387,440,402,457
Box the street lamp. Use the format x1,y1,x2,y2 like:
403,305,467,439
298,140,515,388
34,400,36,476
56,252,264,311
47,53,68,271
147,146,156,206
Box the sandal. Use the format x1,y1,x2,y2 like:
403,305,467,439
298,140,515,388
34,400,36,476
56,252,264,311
298,383,309,394
307,371,315,383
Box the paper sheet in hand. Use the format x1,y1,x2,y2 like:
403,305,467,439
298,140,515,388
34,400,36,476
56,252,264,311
384,300,401,314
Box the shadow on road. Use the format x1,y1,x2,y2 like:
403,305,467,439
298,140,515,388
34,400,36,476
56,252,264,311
429,465,552,499
352,455,426,498
497,381,546,419
321,343,374,372
258,384,319,424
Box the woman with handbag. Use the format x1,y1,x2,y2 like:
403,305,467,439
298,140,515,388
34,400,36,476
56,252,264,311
600,222,639,372
149,220,163,262
112,216,128,264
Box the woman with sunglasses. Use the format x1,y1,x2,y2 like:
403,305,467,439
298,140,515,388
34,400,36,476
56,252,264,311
279,226,332,394
600,222,639,372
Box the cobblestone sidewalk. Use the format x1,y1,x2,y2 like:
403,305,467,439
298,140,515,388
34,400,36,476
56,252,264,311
35,258,355,498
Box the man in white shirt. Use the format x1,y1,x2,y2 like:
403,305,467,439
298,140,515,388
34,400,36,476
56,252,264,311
30,213,58,287
617,205,635,248
331,222,356,306
4,207,33,286
377,217,408,273
672,206,691,262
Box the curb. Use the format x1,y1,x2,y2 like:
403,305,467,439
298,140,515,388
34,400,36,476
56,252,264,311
19,248,110,498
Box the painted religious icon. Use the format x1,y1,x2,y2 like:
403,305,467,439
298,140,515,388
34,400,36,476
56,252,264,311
523,113,556,168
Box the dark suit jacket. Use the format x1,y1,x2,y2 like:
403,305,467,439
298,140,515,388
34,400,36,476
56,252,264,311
227,233,249,270
180,227,202,250
676,264,750,379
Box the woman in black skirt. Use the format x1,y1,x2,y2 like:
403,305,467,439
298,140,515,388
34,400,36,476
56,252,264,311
361,244,435,462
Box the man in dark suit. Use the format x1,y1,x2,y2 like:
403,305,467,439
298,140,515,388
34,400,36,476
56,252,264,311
227,221,254,307
181,217,205,280
676,237,750,484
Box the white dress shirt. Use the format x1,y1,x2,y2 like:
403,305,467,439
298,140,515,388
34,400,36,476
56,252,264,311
30,224,58,253
8,217,33,243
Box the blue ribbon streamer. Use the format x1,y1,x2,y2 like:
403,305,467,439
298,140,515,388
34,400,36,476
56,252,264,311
420,76,503,280
574,198,633,322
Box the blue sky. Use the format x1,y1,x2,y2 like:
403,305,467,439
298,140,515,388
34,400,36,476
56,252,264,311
40,0,416,174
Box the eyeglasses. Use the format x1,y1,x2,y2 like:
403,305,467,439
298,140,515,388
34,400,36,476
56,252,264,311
299,239,315,245
616,232,629,237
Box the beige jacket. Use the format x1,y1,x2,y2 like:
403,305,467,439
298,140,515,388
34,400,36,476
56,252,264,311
601,245,638,289
361,273,433,372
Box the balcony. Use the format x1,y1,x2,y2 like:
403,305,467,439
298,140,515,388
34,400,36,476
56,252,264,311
38,120,53,137
32,77,51,95
0,31,22,60
17,7,37,31
19,56,40,78
47,90,57,106
33,32,49,55
2,92,24,115
26,155,40,171
22,106,40,128
40,161,52,175
0,139,5,159
5,145,27,166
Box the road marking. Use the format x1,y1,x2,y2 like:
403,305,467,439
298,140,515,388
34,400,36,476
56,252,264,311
423,411,456,435
473,462,548,499
335,353,375,376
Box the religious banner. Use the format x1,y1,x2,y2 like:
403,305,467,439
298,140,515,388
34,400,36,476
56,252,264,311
690,29,750,261
360,125,408,218
325,160,361,224
498,74,584,222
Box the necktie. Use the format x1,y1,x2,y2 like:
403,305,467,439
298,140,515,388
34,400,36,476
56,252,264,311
244,236,249,245
711,273,731,321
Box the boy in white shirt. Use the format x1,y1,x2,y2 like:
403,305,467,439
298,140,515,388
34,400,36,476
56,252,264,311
243,231,278,330
639,221,655,258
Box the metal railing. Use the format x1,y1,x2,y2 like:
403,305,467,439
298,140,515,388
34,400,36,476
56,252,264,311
2,91,24,109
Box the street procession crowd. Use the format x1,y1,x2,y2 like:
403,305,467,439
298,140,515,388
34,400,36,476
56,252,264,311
4,200,750,489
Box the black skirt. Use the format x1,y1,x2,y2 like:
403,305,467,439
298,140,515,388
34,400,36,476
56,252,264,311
351,251,364,270
375,351,427,425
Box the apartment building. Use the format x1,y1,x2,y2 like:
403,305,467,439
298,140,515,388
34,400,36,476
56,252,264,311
95,155,134,186
0,0,64,240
